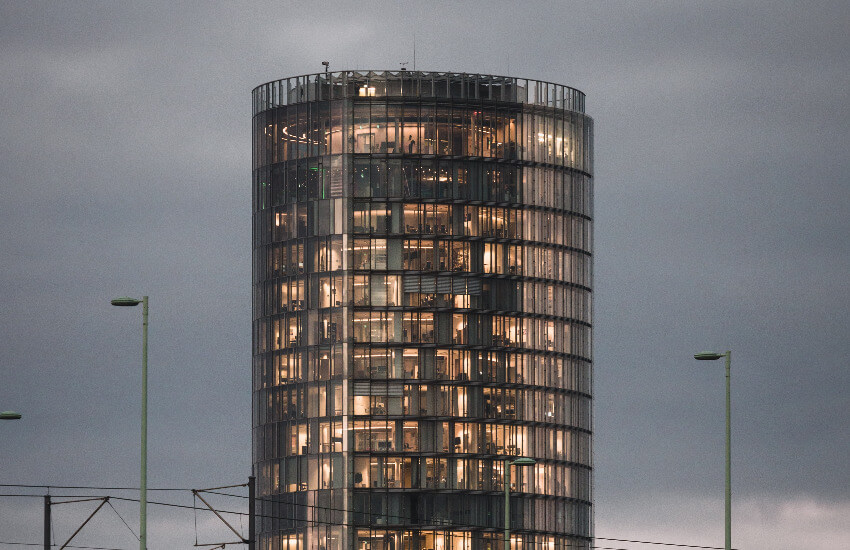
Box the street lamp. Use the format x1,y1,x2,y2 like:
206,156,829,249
111,296,149,550
504,457,536,550
0,411,22,420
694,350,731,550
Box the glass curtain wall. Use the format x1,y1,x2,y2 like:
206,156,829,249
253,71,594,550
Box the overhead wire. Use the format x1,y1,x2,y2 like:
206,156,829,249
0,487,736,550
97,495,737,550
0,483,190,491
105,500,139,541
190,489,740,550
596,540,730,550
0,541,126,550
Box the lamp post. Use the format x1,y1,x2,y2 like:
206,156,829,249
694,350,731,550
111,296,148,550
504,457,536,550
0,411,22,420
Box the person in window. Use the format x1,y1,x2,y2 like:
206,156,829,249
407,135,416,154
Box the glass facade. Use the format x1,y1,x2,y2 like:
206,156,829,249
252,71,594,550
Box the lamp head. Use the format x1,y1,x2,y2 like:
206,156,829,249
0,411,22,420
111,297,142,307
510,457,537,466
694,351,725,361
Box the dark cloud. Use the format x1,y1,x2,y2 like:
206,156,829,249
1,1,847,547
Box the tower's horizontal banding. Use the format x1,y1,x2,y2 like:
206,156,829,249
252,70,594,550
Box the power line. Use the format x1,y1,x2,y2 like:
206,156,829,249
0,487,736,550
105,500,139,541
107,495,735,550
596,540,730,550
109,496,210,513
0,493,238,514
0,483,188,491
0,542,125,550
189,489,740,550
1,495,735,550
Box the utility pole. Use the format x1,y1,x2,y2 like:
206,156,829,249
44,494,50,550
248,475,256,550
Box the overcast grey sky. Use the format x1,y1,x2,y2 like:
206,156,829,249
1,1,848,548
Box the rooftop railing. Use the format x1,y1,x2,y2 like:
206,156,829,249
253,70,585,115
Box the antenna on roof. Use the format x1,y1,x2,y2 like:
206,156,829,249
321,61,329,74
413,31,417,71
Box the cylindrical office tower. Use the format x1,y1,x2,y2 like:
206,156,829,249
252,71,593,550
